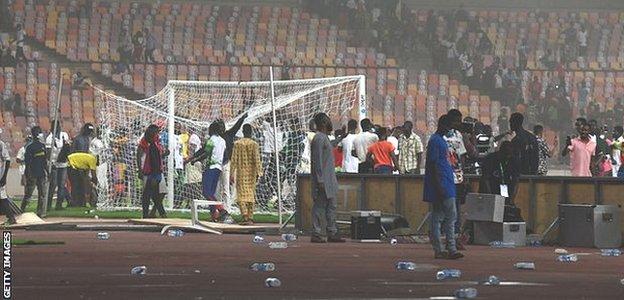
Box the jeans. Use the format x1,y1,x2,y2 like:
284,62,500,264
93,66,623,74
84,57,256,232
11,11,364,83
430,197,457,253
374,165,393,174
312,191,338,237
47,167,70,209
21,176,48,216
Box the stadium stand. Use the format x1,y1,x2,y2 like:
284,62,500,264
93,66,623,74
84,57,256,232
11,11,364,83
4,0,624,155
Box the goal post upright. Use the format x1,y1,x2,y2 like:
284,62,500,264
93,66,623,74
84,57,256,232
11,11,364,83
269,67,283,225
358,74,367,120
167,85,176,209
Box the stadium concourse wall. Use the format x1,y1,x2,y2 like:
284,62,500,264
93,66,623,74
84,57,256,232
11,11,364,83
295,174,624,236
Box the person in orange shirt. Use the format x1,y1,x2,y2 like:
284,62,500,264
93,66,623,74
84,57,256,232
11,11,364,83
366,127,398,175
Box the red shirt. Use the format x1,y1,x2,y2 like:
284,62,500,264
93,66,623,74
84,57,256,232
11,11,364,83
333,147,343,168
368,140,395,168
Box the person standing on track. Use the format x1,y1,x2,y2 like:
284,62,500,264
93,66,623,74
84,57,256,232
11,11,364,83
230,124,263,225
137,124,168,219
423,115,463,260
310,113,345,243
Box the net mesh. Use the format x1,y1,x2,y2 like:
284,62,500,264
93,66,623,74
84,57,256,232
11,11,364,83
94,76,363,214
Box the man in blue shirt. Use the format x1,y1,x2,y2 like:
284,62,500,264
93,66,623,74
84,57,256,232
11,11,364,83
424,115,464,260
21,126,49,217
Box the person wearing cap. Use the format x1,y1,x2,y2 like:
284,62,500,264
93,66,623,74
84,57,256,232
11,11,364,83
21,126,48,217
69,123,95,207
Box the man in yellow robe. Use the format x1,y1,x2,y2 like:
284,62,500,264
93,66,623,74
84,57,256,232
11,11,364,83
230,124,262,225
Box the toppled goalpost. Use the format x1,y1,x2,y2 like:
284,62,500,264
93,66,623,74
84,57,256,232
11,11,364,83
93,72,365,223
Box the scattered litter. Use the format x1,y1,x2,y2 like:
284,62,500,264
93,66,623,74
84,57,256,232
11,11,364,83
620,278,624,285
436,269,461,280
514,262,535,270
554,248,568,255
489,241,515,248
390,238,398,245
96,232,110,240
265,277,281,287
94,215,99,220
167,229,185,237
601,249,621,257
253,235,265,244
526,240,542,247
395,261,416,271
268,242,288,249
281,234,297,242
556,254,578,262
250,262,275,272
131,266,147,275
194,270,200,274
454,287,477,299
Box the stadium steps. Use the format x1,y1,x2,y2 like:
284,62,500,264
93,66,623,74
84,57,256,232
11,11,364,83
25,37,146,101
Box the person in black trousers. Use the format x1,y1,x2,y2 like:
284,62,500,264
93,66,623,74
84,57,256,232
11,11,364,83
137,125,168,218
21,126,48,217
68,123,95,207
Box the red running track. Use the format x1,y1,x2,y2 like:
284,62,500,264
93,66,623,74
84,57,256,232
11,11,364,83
8,230,624,299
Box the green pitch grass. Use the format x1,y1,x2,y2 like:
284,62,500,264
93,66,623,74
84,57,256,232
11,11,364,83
15,200,283,223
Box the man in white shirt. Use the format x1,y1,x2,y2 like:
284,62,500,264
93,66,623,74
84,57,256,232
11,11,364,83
0,134,21,224
90,127,108,207
577,26,588,57
183,130,203,208
352,118,378,173
187,121,230,223
339,119,359,173
45,121,71,210
260,117,284,205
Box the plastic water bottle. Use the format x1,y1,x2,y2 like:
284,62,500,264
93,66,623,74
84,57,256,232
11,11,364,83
265,277,281,288
554,248,568,255
131,266,147,275
268,242,288,249
489,241,516,248
97,232,110,240
556,254,578,262
601,249,621,257
454,287,478,299
250,263,276,272
390,238,398,245
395,261,416,271
436,269,461,280
281,234,297,242
167,229,185,237
253,235,265,244
514,262,535,270
486,275,500,285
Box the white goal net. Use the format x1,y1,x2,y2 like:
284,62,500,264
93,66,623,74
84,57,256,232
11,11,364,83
93,75,365,215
